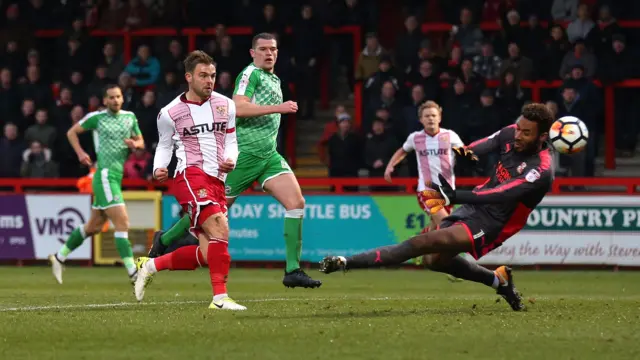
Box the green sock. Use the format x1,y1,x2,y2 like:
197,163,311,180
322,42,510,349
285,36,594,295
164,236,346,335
284,210,304,273
114,232,136,275
160,215,191,246
56,227,86,260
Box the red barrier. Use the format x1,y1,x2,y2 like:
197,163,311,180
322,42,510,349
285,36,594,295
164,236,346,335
1,177,638,195
417,21,640,170
33,25,363,166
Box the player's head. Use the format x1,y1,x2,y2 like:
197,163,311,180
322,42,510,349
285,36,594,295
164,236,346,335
418,101,442,135
102,84,123,113
183,50,216,98
515,103,554,153
250,33,278,71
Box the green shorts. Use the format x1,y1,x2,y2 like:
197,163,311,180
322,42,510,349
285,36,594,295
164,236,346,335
92,168,125,209
225,151,293,198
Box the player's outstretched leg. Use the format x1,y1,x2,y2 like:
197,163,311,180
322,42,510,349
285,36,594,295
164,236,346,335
148,214,191,258
49,209,106,284
264,173,321,289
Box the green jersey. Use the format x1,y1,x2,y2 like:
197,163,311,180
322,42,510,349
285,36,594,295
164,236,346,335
234,64,283,158
79,109,142,176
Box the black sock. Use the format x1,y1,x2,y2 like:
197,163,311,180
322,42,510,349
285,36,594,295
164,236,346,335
429,255,495,288
346,241,423,269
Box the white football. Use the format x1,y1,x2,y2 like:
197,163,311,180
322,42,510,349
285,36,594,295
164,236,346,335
549,116,589,154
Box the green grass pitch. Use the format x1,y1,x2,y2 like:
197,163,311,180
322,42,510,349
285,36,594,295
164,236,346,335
0,267,639,360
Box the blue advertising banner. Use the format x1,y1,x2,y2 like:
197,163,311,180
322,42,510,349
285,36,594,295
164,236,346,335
161,195,424,262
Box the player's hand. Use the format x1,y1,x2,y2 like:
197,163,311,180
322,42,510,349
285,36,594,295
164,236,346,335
279,101,298,114
452,146,479,163
384,166,394,183
124,138,136,150
219,158,235,173
77,151,92,167
154,168,169,182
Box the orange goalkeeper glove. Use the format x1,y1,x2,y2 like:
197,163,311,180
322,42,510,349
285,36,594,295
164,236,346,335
452,146,479,163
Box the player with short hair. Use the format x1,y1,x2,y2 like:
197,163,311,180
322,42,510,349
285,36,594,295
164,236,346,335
148,33,322,289
49,85,145,284
134,51,245,310
320,103,556,311
383,100,475,277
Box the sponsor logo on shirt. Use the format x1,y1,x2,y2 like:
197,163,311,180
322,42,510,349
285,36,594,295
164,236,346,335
525,169,541,183
182,122,228,136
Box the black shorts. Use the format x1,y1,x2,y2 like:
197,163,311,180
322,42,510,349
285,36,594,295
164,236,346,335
439,212,506,260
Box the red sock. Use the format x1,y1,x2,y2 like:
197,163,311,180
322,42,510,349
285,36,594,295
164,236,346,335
207,238,230,295
153,245,205,271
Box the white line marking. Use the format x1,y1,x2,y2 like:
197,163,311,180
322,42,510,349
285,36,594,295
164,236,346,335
1,294,639,313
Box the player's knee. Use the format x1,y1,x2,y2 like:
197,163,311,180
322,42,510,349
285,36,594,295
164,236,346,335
284,196,305,211
201,214,229,240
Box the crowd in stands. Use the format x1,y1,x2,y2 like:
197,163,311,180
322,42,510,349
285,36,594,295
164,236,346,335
0,0,637,185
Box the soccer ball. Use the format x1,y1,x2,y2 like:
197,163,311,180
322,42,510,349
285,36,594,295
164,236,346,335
549,116,589,154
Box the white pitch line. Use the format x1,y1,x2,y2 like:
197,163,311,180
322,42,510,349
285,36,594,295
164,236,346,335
1,294,638,313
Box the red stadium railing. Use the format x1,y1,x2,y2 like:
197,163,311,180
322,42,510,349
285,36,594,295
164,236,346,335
417,20,640,170
1,177,639,195
33,26,363,170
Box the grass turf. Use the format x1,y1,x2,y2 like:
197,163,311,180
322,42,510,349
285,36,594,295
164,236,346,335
0,267,638,360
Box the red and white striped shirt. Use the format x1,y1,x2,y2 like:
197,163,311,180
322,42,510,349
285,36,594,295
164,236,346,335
153,92,238,181
402,128,464,191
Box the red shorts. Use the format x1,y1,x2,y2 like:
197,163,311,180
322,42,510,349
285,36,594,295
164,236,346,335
417,191,453,215
173,167,227,238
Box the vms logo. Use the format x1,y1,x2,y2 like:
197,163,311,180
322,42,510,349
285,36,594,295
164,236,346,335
35,207,86,244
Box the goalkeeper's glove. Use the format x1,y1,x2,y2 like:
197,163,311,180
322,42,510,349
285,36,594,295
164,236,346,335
452,146,479,163
424,174,456,214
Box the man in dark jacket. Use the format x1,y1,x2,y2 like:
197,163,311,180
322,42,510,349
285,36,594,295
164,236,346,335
0,123,25,178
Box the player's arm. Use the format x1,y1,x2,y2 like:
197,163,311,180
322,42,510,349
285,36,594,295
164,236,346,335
126,116,145,149
222,101,239,169
68,112,97,166
384,133,414,182
465,124,517,156
443,168,551,205
233,68,288,117
152,110,175,181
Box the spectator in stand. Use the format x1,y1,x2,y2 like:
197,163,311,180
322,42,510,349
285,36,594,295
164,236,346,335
118,72,136,109
566,4,595,44
473,40,502,80
562,64,600,116
599,34,637,156
367,81,403,139
364,55,399,101
402,84,426,135
356,33,387,82
20,140,59,178
254,3,286,37
292,4,324,120
459,57,485,97
101,42,124,82
0,123,25,178
559,39,597,79
216,72,234,99
520,15,547,67
214,36,243,82
21,65,52,108
0,6,34,51
161,39,185,74
469,89,503,175
364,118,398,183
156,71,184,107
87,64,110,98
449,7,483,57
124,0,149,30
25,109,56,149
588,5,621,57
17,99,36,135
327,115,362,187
395,15,425,75
98,0,127,31
544,24,571,80
56,105,95,178
409,40,446,78
442,77,474,137
26,49,50,86
552,0,578,21
66,71,87,106
55,36,86,81
1,40,24,80
495,70,527,123
134,90,159,150
0,68,21,121
124,148,151,179
482,0,517,22
407,59,441,104
500,42,534,80
52,87,74,126
124,45,161,87
500,9,524,50
440,45,462,81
